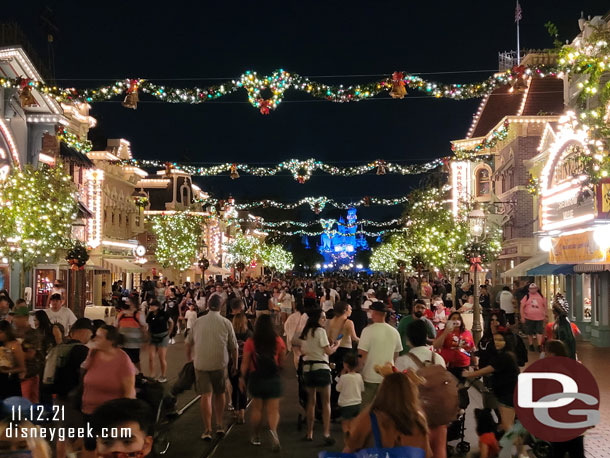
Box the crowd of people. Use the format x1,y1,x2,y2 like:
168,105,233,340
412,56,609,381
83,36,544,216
0,273,585,457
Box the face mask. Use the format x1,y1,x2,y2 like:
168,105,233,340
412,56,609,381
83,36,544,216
98,451,146,458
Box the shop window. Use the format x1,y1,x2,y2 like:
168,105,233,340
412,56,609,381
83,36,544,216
594,275,601,326
475,166,491,197
35,269,56,309
104,210,107,223
119,214,122,226
126,215,130,227
583,274,592,322
111,213,115,225
136,216,141,227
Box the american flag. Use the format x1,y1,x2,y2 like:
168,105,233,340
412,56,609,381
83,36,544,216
515,1,523,22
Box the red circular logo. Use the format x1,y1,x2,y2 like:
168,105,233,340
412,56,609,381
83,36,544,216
514,356,599,442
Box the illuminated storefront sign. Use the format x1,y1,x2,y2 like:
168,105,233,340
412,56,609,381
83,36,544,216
451,161,471,216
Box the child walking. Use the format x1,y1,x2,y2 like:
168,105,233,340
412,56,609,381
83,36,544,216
184,303,198,339
335,351,364,444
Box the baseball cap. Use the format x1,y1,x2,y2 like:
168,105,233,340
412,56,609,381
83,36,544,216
370,302,390,313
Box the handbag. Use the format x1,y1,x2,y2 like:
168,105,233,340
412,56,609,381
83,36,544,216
318,412,426,458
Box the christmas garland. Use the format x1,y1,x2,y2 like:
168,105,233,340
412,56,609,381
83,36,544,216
127,157,445,183
265,227,405,237
204,195,412,213
242,216,405,228
452,121,509,159
1,65,557,115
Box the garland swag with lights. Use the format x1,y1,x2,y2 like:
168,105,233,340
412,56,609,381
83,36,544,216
205,195,412,213
126,157,445,183
0,163,78,271
4,65,557,115
150,212,204,271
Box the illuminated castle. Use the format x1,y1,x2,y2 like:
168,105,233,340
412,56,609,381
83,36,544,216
317,208,369,269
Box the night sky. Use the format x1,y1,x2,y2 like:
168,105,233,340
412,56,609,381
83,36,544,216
3,0,609,227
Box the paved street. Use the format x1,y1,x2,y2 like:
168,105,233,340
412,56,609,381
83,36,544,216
145,336,610,458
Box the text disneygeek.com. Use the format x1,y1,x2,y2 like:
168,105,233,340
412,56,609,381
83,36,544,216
4,424,132,442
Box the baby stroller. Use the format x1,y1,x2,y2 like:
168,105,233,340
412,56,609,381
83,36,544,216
296,357,341,430
135,374,173,456
446,380,472,456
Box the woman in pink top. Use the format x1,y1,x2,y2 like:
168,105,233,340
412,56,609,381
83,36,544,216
520,283,547,352
81,324,137,457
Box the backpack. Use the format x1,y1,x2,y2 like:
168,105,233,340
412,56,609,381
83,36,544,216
42,342,80,386
408,352,459,428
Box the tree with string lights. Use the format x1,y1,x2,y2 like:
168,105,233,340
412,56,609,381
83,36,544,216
0,164,78,276
151,212,204,272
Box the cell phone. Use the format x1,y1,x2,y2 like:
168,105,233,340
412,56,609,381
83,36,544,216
336,334,343,341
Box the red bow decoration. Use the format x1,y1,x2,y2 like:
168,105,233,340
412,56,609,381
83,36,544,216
512,65,526,78
127,79,139,93
18,77,31,90
363,196,371,207
389,72,407,99
376,160,387,175
259,100,270,115
469,257,483,272
230,163,239,180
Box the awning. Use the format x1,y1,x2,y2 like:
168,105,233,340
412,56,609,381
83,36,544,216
84,264,110,274
103,258,146,273
501,253,548,278
527,263,575,276
77,201,94,219
573,264,610,273
60,143,94,167
207,265,231,276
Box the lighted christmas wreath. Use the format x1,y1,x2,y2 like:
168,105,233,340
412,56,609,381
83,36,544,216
66,241,90,270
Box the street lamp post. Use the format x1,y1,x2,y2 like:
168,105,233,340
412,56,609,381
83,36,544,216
469,208,486,344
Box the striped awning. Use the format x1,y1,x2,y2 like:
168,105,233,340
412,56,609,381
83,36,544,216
573,264,610,273
527,263,575,276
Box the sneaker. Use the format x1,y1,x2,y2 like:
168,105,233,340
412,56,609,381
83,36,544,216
157,376,167,383
227,403,234,411
250,436,261,446
323,436,335,446
201,432,212,441
216,427,225,437
270,430,281,453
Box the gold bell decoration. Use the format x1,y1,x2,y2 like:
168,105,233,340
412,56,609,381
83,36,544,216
230,163,240,179
376,160,387,175
18,78,38,107
122,79,139,109
389,72,406,99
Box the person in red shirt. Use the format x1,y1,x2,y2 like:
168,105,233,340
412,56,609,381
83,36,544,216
433,312,474,381
239,314,286,452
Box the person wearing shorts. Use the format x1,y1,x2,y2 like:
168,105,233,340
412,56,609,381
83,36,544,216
336,351,364,443
146,299,173,383
520,283,547,352
186,295,238,441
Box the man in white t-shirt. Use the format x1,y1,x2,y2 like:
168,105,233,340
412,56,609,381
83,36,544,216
358,302,402,406
497,286,516,325
395,318,446,372
362,289,379,320
44,293,77,335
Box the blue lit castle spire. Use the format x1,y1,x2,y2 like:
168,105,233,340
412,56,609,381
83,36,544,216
317,208,369,270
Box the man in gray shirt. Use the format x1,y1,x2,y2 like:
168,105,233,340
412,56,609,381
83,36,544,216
186,294,238,440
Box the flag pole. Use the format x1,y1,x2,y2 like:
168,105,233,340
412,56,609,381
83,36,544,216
516,1,522,65
517,15,521,65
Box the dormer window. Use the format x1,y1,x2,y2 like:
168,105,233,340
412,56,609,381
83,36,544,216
475,166,492,198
